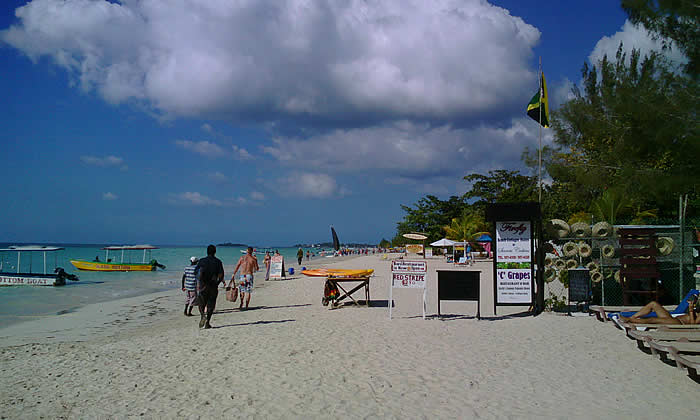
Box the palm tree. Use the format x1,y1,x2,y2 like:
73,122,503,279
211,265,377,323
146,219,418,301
591,189,631,225
443,211,490,242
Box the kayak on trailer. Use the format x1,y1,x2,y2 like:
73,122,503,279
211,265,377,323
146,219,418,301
301,269,374,277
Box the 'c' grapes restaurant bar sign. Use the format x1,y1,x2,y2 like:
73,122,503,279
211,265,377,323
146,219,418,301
495,221,534,305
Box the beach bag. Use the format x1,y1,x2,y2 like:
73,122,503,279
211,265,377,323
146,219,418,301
226,283,238,302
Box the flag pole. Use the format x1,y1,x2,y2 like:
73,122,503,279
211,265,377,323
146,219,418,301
538,57,543,203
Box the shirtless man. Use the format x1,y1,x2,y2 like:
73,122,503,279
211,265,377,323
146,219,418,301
619,294,699,325
233,247,259,310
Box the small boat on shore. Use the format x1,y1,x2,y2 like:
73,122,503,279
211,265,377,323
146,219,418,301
0,246,79,286
70,245,166,272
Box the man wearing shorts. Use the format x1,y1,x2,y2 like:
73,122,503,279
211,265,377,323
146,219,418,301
181,256,198,316
195,245,225,329
233,247,259,310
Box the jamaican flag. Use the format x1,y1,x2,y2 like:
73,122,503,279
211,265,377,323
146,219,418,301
527,72,549,128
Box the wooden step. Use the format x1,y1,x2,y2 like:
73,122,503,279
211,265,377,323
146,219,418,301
619,248,657,257
619,238,655,246
620,257,658,265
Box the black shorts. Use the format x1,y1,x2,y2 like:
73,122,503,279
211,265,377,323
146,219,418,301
198,287,218,311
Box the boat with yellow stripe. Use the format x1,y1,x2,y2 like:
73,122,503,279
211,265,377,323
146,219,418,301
70,245,166,272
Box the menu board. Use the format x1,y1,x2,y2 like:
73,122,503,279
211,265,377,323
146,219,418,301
270,255,284,279
495,221,533,304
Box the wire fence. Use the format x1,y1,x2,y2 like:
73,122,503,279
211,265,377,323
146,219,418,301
543,225,699,310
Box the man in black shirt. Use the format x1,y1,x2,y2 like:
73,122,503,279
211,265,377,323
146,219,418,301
195,244,225,329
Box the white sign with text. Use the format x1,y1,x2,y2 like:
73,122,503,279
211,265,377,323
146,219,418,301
496,221,532,262
270,255,284,279
389,260,427,319
496,268,532,304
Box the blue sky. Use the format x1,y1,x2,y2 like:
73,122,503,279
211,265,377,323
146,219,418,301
0,0,680,246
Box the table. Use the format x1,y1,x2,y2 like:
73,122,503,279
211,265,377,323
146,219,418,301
326,276,370,308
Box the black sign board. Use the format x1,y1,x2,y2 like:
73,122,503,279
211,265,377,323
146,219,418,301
437,270,480,319
568,268,591,303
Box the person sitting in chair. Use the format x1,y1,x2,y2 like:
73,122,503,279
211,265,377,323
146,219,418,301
619,294,699,325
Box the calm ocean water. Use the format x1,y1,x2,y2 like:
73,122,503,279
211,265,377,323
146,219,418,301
0,244,330,328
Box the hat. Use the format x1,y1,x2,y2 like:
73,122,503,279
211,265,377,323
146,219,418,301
190,256,198,263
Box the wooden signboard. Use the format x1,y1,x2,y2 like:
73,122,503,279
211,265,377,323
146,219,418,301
405,244,424,255
568,268,590,314
270,255,285,279
436,270,480,319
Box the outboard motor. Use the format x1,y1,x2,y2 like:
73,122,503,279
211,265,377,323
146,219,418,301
150,259,166,270
54,267,79,286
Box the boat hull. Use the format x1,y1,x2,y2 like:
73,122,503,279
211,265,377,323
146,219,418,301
0,273,58,286
70,260,156,272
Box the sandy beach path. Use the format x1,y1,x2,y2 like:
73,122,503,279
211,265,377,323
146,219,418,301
0,254,697,419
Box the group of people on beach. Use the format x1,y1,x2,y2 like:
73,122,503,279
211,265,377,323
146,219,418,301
180,245,261,329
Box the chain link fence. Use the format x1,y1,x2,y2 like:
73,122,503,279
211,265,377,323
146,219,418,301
543,223,699,310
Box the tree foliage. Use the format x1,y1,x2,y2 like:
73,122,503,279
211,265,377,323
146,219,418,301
463,170,538,209
621,0,699,77
549,46,699,220
390,7,699,242
442,210,490,242
393,195,465,245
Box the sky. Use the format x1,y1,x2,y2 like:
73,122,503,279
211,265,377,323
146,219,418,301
0,0,684,246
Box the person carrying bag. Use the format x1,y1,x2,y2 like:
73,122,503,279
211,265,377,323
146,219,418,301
225,279,238,302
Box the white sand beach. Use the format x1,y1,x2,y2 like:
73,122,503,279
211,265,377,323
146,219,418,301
0,253,697,419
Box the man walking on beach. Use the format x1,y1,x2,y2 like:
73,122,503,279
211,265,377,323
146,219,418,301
181,256,198,316
195,245,225,329
297,247,304,265
233,247,259,310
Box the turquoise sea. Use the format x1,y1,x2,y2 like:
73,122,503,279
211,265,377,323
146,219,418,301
0,244,330,328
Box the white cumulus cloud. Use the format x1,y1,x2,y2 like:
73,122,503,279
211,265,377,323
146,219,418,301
102,192,117,200
80,155,127,170
175,140,225,158
169,191,223,206
2,0,540,123
208,171,227,182
589,20,687,67
232,145,252,160
277,172,348,199
263,119,551,181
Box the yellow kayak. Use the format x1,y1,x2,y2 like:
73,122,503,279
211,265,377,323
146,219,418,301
302,269,374,278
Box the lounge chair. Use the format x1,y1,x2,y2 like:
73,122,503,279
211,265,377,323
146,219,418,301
647,340,700,362
591,289,699,322
627,329,700,352
669,348,700,375
611,317,700,335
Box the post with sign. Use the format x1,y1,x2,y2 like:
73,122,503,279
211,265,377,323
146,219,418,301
486,203,542,315
389,260,427,320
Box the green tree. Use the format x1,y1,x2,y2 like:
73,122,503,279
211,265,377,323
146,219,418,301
395,195,466,244
548,46,699,219
621,0,699,77
591,189,632,224
443,210,489,242
378,238,391,248
463,170,538,210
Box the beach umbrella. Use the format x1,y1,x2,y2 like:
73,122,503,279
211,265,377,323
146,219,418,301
430,238,456,247
331,226,340,251
475,234,492,242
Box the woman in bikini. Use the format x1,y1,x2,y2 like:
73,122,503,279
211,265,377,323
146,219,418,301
619,294,699,325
